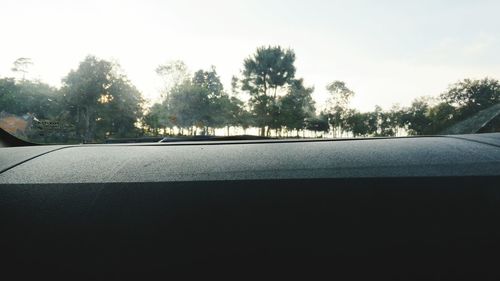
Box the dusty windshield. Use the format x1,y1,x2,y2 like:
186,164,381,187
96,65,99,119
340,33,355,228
1,0,499,144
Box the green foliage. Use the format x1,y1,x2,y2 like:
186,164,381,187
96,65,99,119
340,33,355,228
241,46,296,135
373,105,400,137
0,78,17,109
278,79,316,131
325,81,355,136
156,60,190,100
326,81,355,108
193,67,224,98
212,95,250,130
0,78,62,119
399,79,500,136
427,102,456,134
242,46,296,95
401,97,456,135
62,55,144,142
2,47,499,142
11,57,33,79
441,78,500,119
0,78,71,143
401,97,432,135
169,81,211,129
160,66,251,135
97,78,144,138
305,114,329,133
345,110,372,137
143,102,172,135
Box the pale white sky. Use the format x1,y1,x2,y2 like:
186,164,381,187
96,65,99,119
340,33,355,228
1,0,499,111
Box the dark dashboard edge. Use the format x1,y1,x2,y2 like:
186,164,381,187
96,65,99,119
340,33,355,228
57,134,448,148
0,146,72,175
2,175,499,186
441,135,500,148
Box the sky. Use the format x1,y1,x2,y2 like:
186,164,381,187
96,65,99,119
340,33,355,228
1,0,500,111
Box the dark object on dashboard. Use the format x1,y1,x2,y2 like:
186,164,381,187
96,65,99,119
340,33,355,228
104,136,164,143
159,134,270,142
0,127,36,147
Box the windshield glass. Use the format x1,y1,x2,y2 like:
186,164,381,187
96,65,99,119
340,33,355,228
1,0,499,144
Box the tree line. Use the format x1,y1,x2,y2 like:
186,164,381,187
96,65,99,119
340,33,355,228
1,46,499,143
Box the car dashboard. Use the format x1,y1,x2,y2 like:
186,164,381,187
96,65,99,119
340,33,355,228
1,134,500,279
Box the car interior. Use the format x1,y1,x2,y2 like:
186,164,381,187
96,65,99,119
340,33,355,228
2,1,500,279
1,128,500,279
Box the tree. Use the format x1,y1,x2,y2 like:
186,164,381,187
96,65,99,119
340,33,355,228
193,66,224,98
325,81,355,137
62,55,144,142
427,102,455,134
305,113,330,137
0,78,22,114
156,60,190,100
150,60,192,134
278,79,316,135
143,102,173,136
401,97,432,135
11,57,33,80
0,77,70,143
143,103,162,135
371,105,400,137
230,76,239,96
441,78,500,119
386,105,405,136
97,77,144,138
241,46,296,136
191,67,227,132
326,81,355,107
166,67,225,135
166,82,204,133
345,110,371,137
0,77,62,119
227,75,254,134
209,94,248,135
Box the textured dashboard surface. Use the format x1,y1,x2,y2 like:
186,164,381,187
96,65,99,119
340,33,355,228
0,145,67,173
2,134,500,279
1,134,500,183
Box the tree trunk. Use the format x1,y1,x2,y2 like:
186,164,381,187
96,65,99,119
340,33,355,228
83,106,90,143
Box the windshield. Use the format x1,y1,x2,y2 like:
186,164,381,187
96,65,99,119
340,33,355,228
1,0,499,144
